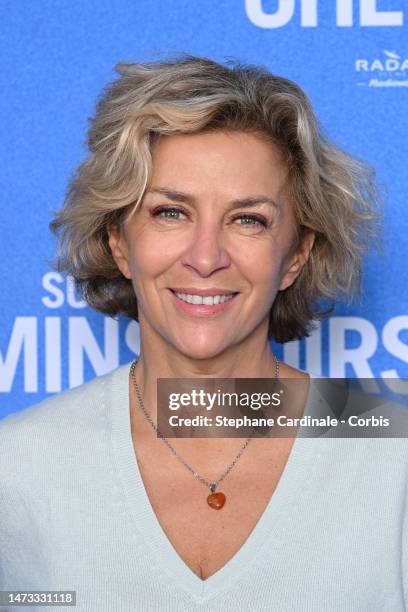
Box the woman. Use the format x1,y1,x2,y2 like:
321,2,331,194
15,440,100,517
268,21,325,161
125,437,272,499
0,56,406,611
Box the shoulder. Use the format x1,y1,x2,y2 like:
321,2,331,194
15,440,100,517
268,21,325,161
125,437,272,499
0,361,132,475
309,378,408,472
0,361,132,436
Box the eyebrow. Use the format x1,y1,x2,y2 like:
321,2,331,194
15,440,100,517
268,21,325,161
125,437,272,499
147,187,279,210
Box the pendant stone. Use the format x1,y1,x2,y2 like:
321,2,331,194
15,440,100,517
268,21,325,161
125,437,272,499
207,484,226,509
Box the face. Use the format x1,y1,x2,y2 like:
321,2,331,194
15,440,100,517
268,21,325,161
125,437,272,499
109,131,314,360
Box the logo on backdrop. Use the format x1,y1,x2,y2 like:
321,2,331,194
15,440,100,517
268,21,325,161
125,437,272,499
0,271,140,396
355,50,408,87
1,271,407,402
245,1,405,29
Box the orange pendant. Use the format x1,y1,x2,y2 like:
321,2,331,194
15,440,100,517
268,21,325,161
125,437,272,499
207,491,226,510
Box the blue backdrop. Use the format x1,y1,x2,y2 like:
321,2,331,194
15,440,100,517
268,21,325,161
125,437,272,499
1,0,408,418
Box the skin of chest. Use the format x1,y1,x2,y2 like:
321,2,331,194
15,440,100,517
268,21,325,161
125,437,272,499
132,432,294,580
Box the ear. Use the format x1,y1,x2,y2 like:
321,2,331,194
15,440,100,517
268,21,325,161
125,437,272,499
279,229,315,292
107,223,132,280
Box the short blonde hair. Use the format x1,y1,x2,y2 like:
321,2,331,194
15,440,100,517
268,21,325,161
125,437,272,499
50,55,379,343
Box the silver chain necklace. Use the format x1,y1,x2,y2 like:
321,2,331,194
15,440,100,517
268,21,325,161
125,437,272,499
130,356,280,510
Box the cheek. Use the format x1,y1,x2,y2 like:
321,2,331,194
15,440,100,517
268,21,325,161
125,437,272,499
233,242,285,293
127,234,184,280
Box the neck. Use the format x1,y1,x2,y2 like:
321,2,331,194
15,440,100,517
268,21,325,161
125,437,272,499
138,322,276,378
131,319,279,425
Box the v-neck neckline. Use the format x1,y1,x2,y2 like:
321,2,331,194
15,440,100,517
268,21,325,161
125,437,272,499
107,362,323,603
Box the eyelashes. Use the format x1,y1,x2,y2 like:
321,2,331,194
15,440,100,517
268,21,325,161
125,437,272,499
151,206,268,229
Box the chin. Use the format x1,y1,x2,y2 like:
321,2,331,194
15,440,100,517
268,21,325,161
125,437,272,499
174,336,233,362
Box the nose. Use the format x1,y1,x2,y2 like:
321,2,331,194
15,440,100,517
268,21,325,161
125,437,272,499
180,220,231,277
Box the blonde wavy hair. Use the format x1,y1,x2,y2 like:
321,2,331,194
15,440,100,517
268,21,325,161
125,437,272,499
50,55,379,343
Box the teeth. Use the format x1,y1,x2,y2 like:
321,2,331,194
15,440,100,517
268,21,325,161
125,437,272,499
174,292,235,306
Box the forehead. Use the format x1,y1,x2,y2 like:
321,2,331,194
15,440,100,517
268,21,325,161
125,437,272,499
149,131,288,197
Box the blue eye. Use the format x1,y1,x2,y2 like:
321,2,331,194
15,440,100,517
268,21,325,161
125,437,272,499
152,206,186,220
234,214,267,228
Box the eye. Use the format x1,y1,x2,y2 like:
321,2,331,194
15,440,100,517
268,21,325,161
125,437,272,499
152,206,187,221
233,214,268,228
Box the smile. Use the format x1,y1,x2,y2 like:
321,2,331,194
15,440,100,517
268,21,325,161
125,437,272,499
169,288,239,315
174,292,235,305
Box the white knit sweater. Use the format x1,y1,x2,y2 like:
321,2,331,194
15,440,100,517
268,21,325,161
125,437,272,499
0,362,407,611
